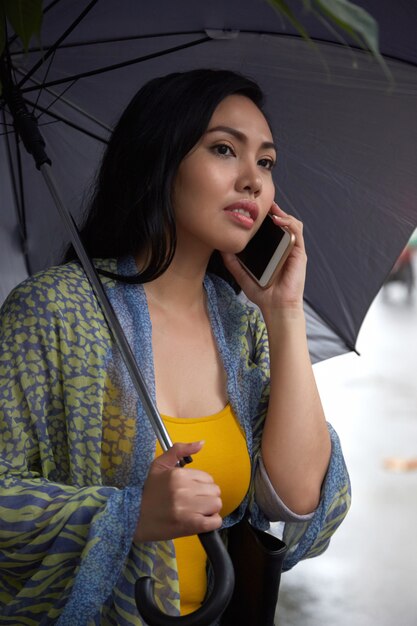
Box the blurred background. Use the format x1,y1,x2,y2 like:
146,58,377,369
277,233,417,626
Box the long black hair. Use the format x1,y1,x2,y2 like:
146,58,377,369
67,69,266,284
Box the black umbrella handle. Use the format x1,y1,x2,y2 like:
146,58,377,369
135,530,234,626
0,60,51,169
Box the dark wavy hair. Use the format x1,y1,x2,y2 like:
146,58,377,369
66,69,266,284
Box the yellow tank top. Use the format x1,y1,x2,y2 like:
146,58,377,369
155,404,251,616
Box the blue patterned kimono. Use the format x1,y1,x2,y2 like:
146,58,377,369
0,257,350,625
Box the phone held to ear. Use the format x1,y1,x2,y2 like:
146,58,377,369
237,214,295,289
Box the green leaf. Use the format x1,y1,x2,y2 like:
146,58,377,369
0,0,43,94
313,0,391,79
269,0,391,81
268,0,333,77
314,0,378,54
3,0,42,51
268,0,311,42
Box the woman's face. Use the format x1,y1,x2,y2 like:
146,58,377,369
172,94,276,257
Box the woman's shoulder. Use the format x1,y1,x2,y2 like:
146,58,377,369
1,259,118,321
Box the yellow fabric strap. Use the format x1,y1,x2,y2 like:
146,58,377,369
155,404,251,616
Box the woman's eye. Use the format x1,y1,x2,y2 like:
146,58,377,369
258,157,275,171
213,144,234,157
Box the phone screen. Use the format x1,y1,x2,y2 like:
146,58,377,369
237,215,287,280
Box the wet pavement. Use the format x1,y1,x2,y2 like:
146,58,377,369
276,271,417,626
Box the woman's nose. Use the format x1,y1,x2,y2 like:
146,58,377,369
236,162,262,197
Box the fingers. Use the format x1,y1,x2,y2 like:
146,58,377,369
167,474,223,536
168,466,222,516
270,200,288,215
174,467,217,484
270,202,305,253
153,440,204,471
222,203,304,286
269,201,299,226
135,441,223,541
170,478,223,518
269,201,297,226
270,201,299,219
187,512,223,535
221,249,253,284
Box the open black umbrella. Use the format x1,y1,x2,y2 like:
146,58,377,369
1,0,416,363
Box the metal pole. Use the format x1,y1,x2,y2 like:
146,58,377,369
40,163,175,454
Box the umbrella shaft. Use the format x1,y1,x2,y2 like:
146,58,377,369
40,163,174,454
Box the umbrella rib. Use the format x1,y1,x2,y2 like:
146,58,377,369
32,47,59,117
33,80,79,124
24,98,108,144
18,0,100,89
14,67,112,133
11,29,417,70
1,109,31,275
20,35,212,94
36,87,112,133
9,30,220,56
42,0,64,14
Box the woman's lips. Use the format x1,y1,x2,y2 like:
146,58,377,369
223,201,259,229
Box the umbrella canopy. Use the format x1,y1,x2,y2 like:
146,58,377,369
1,0,417,362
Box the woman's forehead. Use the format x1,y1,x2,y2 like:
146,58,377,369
208,94,273,143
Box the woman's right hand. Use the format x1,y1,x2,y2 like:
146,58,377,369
134,441,223,542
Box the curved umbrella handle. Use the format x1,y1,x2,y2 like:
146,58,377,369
135,529,234,626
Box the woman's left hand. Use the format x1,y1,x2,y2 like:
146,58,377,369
222,202,307,314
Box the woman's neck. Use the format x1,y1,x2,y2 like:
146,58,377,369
137,251,209,313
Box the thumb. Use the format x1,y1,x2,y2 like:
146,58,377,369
153,441,204,471
221,252,254,290
221,251,242,277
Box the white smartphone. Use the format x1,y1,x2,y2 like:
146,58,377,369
237,214,295,288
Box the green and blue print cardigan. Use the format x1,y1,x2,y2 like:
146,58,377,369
0,257,351,625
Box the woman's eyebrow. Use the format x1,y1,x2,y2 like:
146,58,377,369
206,125,276,152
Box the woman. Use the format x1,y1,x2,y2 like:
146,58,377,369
0,69,350,625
